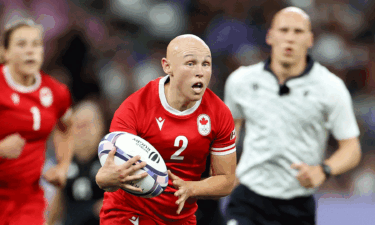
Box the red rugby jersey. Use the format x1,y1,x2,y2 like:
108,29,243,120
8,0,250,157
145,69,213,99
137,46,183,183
0,65,72,193
106,75,236,223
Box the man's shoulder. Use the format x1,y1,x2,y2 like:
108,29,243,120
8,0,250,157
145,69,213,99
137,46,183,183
230,62,264,78
226,62,265,86
310,62,346,88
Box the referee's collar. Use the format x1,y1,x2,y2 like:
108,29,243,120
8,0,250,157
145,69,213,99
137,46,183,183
263,56,314,80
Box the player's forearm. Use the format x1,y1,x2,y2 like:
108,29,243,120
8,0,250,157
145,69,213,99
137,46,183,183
54,127,74,171
190,174,236,199
325,138,361,176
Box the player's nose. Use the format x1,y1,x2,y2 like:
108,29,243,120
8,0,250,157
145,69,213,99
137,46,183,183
285,31,296,43
195,66,204,78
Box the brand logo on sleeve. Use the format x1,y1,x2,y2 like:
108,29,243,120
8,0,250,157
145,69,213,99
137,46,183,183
40,87,53,107
230,128,236,140
197,114,211,136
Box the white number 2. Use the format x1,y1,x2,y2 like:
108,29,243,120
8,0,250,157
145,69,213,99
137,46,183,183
171,136,188,160
30,106,41,131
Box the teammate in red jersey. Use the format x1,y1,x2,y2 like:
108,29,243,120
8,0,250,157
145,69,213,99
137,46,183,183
0,19,74,225
95,34,237,225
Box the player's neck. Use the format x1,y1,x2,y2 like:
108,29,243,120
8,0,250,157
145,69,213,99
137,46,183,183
7,64,36,87
270,58,306,84
164,82,196,111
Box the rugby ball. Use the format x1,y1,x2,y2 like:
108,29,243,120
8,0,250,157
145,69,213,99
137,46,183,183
98,132,168,198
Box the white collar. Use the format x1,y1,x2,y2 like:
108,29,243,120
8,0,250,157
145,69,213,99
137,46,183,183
158,75,202,116
3,65,42,93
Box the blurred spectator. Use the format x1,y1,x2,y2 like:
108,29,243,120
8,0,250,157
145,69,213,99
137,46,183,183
47,99,106,225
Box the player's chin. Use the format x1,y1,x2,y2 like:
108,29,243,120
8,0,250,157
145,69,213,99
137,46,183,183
191,90,205,100
21,64,40,75
280,57,297,66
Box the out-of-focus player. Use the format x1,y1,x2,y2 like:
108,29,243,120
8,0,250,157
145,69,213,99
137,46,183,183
95,34,237,225
224,7,361,225
0,19,74,225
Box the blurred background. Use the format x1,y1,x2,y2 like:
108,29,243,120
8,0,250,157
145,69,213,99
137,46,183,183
2,0,374,224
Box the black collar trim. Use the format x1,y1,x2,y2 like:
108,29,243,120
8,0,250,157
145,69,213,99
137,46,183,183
263,56,314,84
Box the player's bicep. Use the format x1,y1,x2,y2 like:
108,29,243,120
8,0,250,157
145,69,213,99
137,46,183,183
210,152,236,176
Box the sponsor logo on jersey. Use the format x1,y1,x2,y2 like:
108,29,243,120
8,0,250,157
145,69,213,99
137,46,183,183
40,87,53,107
11,93,20,105
230,128,236,140
197,114,211,136
155,117,165,130
129,216,139,225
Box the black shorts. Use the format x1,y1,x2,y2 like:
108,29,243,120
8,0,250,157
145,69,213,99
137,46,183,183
225,184,316,225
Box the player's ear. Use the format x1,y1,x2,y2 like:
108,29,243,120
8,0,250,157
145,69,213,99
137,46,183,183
161,58,172,75
265,29,272,46
307,32,314,48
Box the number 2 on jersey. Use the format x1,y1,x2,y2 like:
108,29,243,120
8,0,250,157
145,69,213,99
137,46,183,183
171,136,188,160
30,106,41,131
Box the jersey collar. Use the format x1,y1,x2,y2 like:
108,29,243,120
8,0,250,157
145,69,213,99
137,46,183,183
263,55,314,83
3,65,42,93
159,75,202,116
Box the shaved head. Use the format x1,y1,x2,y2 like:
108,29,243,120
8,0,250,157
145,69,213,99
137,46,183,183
161,34,212,111
166,34,210,59
271,7,311,31
266,6,313,73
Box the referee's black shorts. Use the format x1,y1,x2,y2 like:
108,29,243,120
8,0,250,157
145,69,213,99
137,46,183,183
225,184,316,225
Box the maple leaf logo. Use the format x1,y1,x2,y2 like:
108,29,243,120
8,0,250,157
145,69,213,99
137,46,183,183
200,117,208,125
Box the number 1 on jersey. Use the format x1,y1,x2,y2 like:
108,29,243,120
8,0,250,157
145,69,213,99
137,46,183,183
30,106,41,131
171,136,188,160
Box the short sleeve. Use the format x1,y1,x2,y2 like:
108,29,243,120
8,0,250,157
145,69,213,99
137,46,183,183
224,70,244,119
328,80,360,140
109,100,138,136
211,107,236,156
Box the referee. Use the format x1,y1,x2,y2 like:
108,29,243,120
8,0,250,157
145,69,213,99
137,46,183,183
224,7,361,225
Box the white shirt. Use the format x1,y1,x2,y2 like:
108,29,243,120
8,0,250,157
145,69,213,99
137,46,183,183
224,58,360,199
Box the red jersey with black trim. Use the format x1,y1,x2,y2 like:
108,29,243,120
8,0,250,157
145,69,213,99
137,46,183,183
0,65,72,193
106,75,236,223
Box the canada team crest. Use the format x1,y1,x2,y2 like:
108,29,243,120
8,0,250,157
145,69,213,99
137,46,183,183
40,87,53,107
197,114,211,136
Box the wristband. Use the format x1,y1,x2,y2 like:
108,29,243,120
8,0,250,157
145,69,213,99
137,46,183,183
321,163,332,179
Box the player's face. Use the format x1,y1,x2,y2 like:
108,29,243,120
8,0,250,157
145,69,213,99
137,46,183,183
172,43,212,102
267,12,313,65
4,26,44,76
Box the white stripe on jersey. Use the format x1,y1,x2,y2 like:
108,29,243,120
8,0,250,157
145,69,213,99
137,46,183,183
211,143,236,151
211,148,236,156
